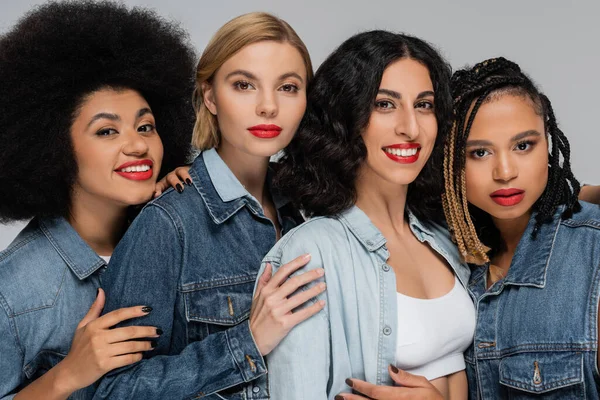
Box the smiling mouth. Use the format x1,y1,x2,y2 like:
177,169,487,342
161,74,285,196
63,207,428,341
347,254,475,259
382,146,421,164
114,161,154,181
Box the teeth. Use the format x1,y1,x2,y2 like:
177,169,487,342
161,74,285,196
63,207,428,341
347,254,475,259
383,147,418,157
119,165,151,173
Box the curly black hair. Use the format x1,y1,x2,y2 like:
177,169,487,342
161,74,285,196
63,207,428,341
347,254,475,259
0,1,197,222
444,57,580,261
275,30,452,222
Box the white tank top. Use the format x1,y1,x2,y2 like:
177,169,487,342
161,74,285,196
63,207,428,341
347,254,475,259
395,276,475,380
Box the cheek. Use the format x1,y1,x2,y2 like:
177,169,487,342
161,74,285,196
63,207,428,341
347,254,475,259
465,160,487,203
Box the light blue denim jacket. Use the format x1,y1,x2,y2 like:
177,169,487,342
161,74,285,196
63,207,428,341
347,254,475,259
466,202,600,399
256,205,471,399
0,217,104,400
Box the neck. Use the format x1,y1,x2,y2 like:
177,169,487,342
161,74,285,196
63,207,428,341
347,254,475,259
492,211,531,258
354,165,410,236
217,143,271,205
68,188,128,256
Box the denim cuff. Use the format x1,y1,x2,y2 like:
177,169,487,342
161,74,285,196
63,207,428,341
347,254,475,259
226,320,267,382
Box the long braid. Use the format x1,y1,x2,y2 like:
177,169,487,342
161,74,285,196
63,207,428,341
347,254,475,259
443,57,581,262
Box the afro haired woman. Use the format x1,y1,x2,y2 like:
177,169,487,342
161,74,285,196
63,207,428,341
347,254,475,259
0,2,196,399
443,57,600,398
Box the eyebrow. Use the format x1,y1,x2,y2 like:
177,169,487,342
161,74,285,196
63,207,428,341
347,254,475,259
466,129,542,147
225,69,305,84
86,107,153,129
377,89,435,100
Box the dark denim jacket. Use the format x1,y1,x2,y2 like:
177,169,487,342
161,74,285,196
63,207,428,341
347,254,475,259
95,149,302,400
466,202,600,399
0,217,105,400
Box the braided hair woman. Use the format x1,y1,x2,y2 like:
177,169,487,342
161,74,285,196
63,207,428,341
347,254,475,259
444,57,600,398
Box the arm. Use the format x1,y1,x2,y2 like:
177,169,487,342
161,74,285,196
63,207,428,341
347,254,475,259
95,205,265,399
580,185,600,205
260,248,331,399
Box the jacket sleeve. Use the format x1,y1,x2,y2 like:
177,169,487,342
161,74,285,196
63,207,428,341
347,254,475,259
257,237,331,399
94,204,265,399
0,301,23,400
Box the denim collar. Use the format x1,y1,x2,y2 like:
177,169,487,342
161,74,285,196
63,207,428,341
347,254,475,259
39,217,105,280
190,148,289,224
337,205,432,252
471,206,564,289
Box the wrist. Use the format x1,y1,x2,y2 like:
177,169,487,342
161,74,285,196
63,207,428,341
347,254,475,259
50,360,78,398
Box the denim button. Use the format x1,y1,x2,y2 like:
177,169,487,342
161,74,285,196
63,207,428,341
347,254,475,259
382,263,390,272
252,386,260,393
383,326,392,335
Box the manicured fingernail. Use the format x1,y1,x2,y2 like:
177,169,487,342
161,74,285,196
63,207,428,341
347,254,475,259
185,178,192,186
319,282,326,290
390,364,399,373
176,183,183,193
319,300,326,307
142,306,153,313
345,378,353,388
151,340,158,348
156,328,163,335
317,268,325,276
303,253,311,260
335,396,345,400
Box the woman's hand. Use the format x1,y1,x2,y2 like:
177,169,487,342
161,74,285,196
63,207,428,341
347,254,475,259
336,365,443,400
154,166,192,197
54,289,159,394
250,254,326,355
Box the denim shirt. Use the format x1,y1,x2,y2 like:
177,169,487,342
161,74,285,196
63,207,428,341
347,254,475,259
95,149,302,400
465,202,600,399
0,217,104,400
256,205,471,399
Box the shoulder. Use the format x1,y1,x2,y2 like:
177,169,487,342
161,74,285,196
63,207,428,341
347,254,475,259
561,201,600,232
264,216,350,268
0,219,70,316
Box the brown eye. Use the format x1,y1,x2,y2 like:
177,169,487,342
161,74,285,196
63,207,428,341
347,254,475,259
233,81,254,91
375,100,395,109
138,124,155,133
96,128,117,136
280,83,299,93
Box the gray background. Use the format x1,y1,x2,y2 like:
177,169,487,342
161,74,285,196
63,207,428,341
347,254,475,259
1,0,598,248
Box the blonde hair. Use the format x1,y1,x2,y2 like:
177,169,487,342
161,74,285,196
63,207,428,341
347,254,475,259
192,12,313,150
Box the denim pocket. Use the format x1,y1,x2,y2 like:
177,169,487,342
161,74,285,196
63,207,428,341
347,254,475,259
184,278,254,325
23,350,66,380
499,352,584,398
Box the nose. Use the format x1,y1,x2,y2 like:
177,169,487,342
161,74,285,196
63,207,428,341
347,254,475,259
395,108,419,140
256,90,278,118
493,152,518,182
122,128,150,156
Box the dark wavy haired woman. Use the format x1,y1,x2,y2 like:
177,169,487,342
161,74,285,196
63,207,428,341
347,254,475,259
443,57,600,399
0,2,196,398
255,30,473,399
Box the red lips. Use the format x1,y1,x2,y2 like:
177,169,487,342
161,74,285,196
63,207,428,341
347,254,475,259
490,188,525,206
248,124,282,139
114,159,154,181
382,143,421,164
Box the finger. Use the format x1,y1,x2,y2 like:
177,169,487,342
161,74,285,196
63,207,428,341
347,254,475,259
108,340,155,357
276,267,325,299
334,394,369,400
166,173,185,193
281,281,326,312
253,263,272,299
78,288,105,329
389,365,429,388
154,177,171,194
348,378,395,398
105,353,144,371
106,325,161,344
97,306,152,329
286,299,325,327
175,168,192,185
266,254,312,288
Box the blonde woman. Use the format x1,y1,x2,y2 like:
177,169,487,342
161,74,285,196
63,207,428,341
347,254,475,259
95,13,324,399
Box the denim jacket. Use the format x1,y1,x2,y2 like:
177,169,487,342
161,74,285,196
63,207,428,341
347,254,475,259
466,202,600,399
256,205,471,399
95,149,302,400
0,217,104,400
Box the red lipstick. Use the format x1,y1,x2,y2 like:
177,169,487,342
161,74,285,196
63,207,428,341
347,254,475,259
490,188,525,206
382,143,421,164
114,159,154,181
248,124,282,139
